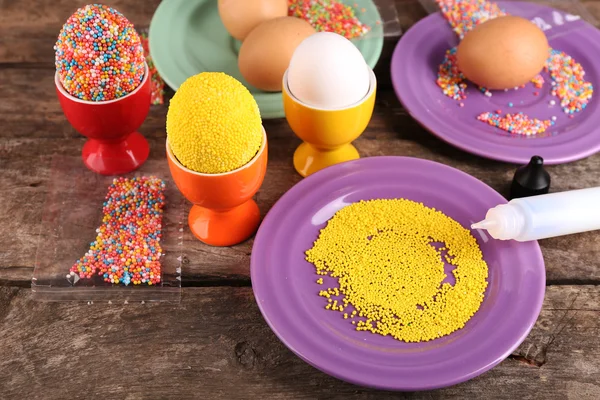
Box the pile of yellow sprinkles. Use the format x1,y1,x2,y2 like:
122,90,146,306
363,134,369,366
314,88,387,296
306,198,488,343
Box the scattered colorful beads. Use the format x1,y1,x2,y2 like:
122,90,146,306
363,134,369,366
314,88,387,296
54,4,146,101
545,49,593,115
306,199,488,343
139,31,165,105
477,112,553,136
435,0,506,39
437,47,466,100
70,177,165,286
288,0,371,40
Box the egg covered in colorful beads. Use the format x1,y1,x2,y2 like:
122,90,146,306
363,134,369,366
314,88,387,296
166,72,263,174
54,4,146,101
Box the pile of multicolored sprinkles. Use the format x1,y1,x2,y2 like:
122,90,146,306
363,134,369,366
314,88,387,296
435,0,505,39
68,177,165,286
54,4,146,101
477,112,553,136
436,48,466,101
434,0,593,136
546,49,593,115
289,0,372,40
139,31,165,105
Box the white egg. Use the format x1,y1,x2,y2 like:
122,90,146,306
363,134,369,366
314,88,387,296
287,32,370,109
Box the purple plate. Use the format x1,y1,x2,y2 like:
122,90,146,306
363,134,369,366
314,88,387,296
391,2,600,164
251,157,545,390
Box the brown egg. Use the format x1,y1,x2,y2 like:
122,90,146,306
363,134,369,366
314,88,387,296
456,16,549,90
218,0,288,41
238,17,316,92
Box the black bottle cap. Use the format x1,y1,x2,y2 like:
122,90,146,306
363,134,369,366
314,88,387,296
510,156,551,200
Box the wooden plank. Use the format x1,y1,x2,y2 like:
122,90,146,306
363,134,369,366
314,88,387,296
1,0,600,65
0,0,161,65
0,0,404,65
0,285,599,399
3,65,600,285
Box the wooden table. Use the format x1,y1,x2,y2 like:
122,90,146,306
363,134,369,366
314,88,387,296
2,1,600,398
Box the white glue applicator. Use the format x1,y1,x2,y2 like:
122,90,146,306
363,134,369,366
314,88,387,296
472,157,600,241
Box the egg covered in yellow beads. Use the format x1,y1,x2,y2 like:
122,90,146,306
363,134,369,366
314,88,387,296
306,199,489,343
166,72,263,174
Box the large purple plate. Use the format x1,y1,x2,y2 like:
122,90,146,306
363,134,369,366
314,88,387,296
391,2,600,164
251,157,545,390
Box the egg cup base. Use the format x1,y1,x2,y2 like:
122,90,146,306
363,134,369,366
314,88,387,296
82,131,149,176
188,200,261,247
293,142,360,177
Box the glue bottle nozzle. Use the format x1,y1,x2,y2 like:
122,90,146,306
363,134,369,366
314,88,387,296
471,219,497,231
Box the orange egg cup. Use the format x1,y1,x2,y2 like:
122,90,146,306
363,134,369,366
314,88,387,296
166,128,268,247
282,69,377,177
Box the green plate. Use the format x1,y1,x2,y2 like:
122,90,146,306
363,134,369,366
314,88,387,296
149,0,384,119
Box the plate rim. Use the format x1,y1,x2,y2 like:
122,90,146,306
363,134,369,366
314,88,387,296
148,0,385,119
251,156,546,391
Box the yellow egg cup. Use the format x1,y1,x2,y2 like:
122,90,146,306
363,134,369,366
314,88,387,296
282,69,377,177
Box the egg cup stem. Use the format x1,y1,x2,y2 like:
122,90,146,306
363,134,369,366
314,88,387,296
188,200,261,247
82,131,150,176
293,142,360,177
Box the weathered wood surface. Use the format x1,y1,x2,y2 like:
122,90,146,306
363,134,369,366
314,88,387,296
0,285,599,400
2,0,600,398
1,0,599,66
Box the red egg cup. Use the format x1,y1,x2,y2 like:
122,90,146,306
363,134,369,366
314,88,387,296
55,63,151,175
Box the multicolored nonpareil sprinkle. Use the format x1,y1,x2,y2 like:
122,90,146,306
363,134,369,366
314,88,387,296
288,0,371,40
139,31,165,105
54,4,146,101
435,0,505,39
531,74,544,88
69,177,165,286
477,112,553,136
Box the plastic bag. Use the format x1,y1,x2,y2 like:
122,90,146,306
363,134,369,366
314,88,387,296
33,156,183,302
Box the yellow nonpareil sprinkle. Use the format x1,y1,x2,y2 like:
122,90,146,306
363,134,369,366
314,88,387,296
166,72,262,174
306,198,488,343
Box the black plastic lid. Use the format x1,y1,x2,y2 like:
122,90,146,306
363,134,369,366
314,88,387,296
510,155,551,200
